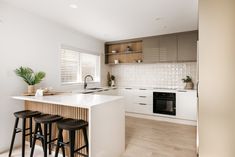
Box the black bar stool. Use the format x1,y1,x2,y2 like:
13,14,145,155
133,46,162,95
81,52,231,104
9,110,41,157
30,114,63,157
55,118,89,157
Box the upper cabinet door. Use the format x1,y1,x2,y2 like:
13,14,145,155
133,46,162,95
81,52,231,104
142,37,160,63
177,31,198,62
159,35,178,62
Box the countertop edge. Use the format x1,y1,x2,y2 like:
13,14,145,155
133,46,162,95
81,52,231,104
12,94,123,109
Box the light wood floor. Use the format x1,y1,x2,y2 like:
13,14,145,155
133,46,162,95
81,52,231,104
0,116,197,157
123,116,197,157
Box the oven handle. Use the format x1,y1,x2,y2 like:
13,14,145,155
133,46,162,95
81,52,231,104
154,98,175,100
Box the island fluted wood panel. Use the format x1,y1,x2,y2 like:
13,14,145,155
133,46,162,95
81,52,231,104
25,101,89,157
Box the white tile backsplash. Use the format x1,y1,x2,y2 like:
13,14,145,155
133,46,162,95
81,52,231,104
111,62,197,89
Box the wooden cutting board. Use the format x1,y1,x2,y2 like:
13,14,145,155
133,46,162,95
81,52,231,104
22,92,56,96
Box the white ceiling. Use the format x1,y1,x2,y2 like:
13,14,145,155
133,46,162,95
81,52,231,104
3,0,198,41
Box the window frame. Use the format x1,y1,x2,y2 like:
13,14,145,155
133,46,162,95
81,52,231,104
60,45,101,85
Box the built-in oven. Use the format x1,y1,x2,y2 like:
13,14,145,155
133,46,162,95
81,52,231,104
153,92,176,116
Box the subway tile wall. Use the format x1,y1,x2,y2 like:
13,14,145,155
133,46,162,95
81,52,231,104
111,62,197,89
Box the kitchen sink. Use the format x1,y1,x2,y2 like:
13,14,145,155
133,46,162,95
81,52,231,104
82,91,95,94
86,87,103,90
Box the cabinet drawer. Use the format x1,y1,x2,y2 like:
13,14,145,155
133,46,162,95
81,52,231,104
131,103,152,115
135,96,153,104
134,89,153,96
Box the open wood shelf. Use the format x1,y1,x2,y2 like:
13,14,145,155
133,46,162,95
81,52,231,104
105,50,142,55
105,40,143,64
107,62,143,65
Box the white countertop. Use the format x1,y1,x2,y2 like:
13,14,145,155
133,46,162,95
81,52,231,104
12,93,123,109
117,86,197,92
72,86,117,94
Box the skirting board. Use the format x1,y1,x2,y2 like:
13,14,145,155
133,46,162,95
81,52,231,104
126,112,197,126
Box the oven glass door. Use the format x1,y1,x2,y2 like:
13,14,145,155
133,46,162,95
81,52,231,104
154,99,176,115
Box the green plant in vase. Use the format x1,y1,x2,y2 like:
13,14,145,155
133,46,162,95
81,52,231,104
15,66,46,93
182,76,194,90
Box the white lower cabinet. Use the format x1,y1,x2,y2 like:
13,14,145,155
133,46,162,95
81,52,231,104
176,91,197,121
131,103,152,114
118,88,197,122
118,88,153,115
118,88,135,112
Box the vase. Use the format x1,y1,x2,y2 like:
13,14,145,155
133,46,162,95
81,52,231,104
28,85,35,93
111,80,115,87
185,82,194,90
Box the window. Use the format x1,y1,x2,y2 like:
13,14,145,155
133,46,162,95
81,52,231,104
60,48,100,84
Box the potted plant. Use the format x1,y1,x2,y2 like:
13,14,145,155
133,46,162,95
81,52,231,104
15,66,46,93
182,76,194,89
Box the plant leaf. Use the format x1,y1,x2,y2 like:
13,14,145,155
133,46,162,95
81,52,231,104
14,67,45,85
34,72,46,84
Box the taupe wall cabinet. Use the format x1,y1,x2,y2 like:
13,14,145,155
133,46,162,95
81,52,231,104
159,35,178,62
142,37,160,63
105,31,198,64
143,31,198,63
177,31,198,62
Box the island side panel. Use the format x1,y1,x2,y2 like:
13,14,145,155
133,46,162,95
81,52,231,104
25,101,89,157
89,99,125,157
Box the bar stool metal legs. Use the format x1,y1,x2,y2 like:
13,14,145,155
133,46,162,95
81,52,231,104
69,130,75,157
55,129,66,157
30,123,45,157
30,114,63,157
55,118,89,157
8,110,41,157
9,117,19,157
82,127,89,155
22,118,26,157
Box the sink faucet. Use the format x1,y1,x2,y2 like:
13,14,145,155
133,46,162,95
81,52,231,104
84,75,93,89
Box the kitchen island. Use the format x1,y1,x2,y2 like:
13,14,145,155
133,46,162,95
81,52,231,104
13,93,125,157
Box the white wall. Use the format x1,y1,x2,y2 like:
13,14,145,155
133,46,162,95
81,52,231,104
111,62,196,89
0,2,105,152
199,0,235,156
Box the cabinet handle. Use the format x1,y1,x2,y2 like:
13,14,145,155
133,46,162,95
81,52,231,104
139,88,147,90
139,96,147,98
196,82,199,98
104,89,109,91
125,88,132,90
138,103,147,105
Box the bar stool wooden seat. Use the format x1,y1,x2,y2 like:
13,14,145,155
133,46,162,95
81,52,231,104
30,114,63,157
55,118,89,157
9,110,41,157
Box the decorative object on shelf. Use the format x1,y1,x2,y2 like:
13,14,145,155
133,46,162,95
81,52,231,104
14,66,46,93
126,46,132,53
114,59,119,64
111,75,115,87
107,72,116,87
23,91,56,96
35,89,44,97
182,76,194,89
111,50,117,54
136,59,142,63
107,72,112,87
